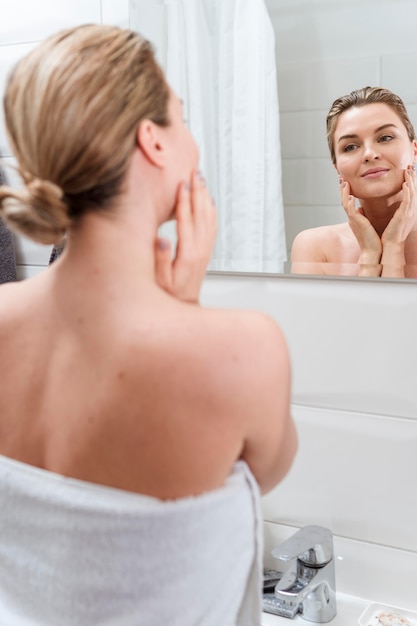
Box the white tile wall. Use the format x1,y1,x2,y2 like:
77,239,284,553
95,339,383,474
262,405,417,552
0,0,129,278
202,272,417,608
265,0,417,257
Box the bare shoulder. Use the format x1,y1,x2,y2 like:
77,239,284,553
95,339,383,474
0,281,26,323
171,305,295,493
187,306,289,378
0,272,48,319
129,304,290,395
291,223,349,261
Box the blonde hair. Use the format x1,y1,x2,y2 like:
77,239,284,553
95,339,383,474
0,24,170,244
326,86,416,165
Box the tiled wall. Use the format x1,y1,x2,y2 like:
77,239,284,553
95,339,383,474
0,0,129,278
201,273,417,607
265,0,417,258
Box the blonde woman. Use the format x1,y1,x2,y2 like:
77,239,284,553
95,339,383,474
291,87,417,277
0,25,296,625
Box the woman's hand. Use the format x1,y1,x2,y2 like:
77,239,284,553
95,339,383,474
155,171,217,303
340,179,382,264
379,167,417,276
381,167,417,247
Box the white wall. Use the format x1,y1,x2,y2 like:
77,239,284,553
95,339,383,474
0,0,129,278
265,0,417,258
202,273,417,608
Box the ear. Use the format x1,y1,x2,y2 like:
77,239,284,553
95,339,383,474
136,120,166,168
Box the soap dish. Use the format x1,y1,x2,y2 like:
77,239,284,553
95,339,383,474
358,603,417,626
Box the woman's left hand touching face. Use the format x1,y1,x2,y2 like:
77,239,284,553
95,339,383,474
154,171,217,303
381,166,417,246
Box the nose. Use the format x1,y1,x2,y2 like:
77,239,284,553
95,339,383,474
363,143,380,162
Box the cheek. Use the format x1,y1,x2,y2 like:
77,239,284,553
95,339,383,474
336,156,355,181
398,149,414,169
336,157,362,196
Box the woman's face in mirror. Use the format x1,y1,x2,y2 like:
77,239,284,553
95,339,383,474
333,102,417,200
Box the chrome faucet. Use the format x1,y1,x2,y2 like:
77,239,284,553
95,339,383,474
266,525,337,623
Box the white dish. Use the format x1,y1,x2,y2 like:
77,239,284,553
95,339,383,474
358,603,417,626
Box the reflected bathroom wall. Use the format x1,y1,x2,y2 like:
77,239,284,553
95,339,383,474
268,0,417,271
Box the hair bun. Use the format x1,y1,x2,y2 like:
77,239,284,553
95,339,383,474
26,176,69,219
0,175,70,244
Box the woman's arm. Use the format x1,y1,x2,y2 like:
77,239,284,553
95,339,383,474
228,312,297,494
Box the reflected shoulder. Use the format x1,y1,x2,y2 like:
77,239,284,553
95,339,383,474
291,222,350,262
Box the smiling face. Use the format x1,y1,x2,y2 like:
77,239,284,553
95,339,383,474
333,102,417,200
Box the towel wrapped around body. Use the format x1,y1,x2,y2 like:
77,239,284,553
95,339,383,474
0,455,263,626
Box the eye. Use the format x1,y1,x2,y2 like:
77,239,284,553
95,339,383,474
342,144,357,153
378,134,394,143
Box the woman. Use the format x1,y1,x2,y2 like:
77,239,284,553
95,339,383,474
0,25,296,625
291,86,417,277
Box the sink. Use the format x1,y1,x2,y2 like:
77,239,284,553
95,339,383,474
261,592,369,626
262,521,417,622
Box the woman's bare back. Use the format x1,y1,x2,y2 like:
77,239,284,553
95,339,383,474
0,268,294,499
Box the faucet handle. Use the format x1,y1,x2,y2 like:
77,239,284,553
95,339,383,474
271,525,333,567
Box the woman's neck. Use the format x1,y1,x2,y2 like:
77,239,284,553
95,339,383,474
51,181,167,302
360,193,402,237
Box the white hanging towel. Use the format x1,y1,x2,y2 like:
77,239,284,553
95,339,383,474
0,455,263,625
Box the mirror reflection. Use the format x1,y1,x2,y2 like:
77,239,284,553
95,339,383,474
267,0,417,280
137,0,417,279
291,87,417,279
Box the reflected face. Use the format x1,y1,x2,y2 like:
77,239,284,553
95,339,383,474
333,103,417,200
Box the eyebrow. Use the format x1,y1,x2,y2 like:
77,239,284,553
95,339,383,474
337,123,399,144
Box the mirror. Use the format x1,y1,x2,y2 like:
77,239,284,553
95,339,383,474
130,0,417,280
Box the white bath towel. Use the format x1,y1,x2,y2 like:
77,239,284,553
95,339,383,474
0,455,263,626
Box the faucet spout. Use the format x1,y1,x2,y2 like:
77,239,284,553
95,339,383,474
269,526,337,623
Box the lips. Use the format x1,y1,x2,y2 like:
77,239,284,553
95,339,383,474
361,167,389,178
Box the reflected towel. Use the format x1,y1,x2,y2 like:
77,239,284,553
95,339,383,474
49,237,66,264
0,456,263,626
0,218,16,283
0,169,17,283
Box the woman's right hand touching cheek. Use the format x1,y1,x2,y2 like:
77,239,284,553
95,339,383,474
155,171,217,303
